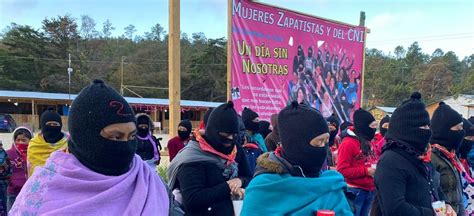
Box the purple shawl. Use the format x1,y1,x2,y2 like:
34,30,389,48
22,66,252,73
9,151,169,215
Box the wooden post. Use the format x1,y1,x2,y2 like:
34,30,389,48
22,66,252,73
168,0,181,138
31,100,35,131
359,11,367,108
226,0,233,101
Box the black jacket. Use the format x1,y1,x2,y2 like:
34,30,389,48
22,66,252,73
375,146,435,216
136,135,161,161
176,144,251,216
431,148,465,216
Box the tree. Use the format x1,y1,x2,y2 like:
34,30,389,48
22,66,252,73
102,19,115,38
145,23,166,41
124,25,136,40
394,46,406,60
42,15,80,58
80,15,99,39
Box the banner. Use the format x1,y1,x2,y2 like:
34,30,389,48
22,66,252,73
231,0,365,123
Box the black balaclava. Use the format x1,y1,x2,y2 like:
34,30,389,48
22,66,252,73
40,107,63,143
379,115,390,137
326,114,340,147
178,119,192,140
459,118,474,159
242,107,260,132
203,108,214,127
68,79,137,176
325,52,330,63
204,102,239,155
136,115,151,137
257,120,272,138
353,109,376,141
308,47,313,58
279,101,329,177
385,92,432,154
430,102,465,151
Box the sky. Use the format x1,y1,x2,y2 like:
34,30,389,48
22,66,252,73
1,0,473,59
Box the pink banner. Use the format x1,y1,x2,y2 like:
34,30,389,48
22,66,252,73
231,0,365,123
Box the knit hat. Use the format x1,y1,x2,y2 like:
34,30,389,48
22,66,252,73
204,102,239,155
68,79,137,176
385,92,431,154
430,102,464,151
326,114,340,147
242,107,260,132
459,118,474,159
178,119,192,140
40,107,64,143
353,108,376,141
278,101,329,177
379,115,390,137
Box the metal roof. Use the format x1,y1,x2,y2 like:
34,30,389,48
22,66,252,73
0,90,221,108
374,106,396,113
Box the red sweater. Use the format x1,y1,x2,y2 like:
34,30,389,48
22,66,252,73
168,136,185,162
337,136,375,191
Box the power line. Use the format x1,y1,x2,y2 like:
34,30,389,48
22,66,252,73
368,32,474,43
0,55,227,66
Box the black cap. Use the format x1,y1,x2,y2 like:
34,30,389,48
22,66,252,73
179,119,192,132
204,102,239,154
68,79,137,176
430,102,464,150
279,101,329,177
353,108,376,140
385,92,431,153
40,107,62,128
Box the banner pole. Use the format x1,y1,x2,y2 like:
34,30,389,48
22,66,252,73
226,0,232,101
359,11,367,109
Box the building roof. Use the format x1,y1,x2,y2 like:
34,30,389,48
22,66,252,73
373,106,396,114
0,90,222,108
426,94,474,107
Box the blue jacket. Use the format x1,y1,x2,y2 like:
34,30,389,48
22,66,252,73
241,153,353,216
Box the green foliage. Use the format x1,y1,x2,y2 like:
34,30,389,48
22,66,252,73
157,165,169,183
364,43,473,106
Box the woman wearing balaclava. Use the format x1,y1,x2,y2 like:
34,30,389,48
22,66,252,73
264,114,280,152
27,107,68,177
241,101,352,215
337,108,377,216
167,102,250,216
458,118,474,177
168,119,192,162
372,115,390,159
135,113,161,166
326,114,340,169
242,107,267,152
10,80,169,215
375,92,444,216
430,102,466,215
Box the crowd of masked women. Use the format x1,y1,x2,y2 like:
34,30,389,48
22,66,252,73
1,80,473,216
